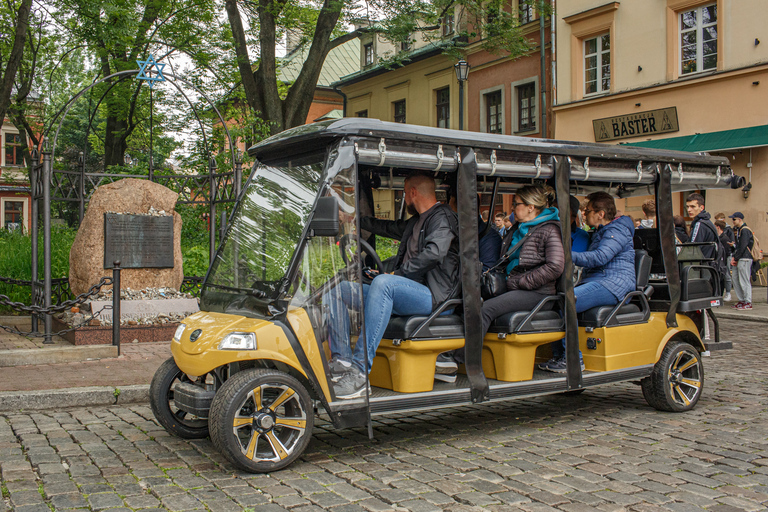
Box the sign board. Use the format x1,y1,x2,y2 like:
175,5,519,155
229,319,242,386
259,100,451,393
104,213,174,268
592,107,679,142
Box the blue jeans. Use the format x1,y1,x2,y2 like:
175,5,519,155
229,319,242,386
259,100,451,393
324,274,433,373
552,281,618,360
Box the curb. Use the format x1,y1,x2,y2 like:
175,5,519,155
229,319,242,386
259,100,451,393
0,345,118,367
715,311,768,323
0,385,149,412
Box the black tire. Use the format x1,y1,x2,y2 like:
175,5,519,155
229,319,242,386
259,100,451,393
149,358,210,439
209,369,314,473
641,341,704,412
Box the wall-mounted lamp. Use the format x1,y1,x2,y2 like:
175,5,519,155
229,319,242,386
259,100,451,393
743,182,752,199
753,81,760,85
637,65,642,72
756,38,761,46
635,103,641,107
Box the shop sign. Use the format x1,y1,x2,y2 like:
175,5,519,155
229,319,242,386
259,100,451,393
592,107,679,142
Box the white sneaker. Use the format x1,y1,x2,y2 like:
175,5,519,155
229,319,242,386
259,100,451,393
724,293,731,301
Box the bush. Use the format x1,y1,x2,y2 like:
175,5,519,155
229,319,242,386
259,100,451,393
0,226,77,307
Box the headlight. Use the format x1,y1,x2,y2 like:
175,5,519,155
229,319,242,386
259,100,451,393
218,332,257,351
173,323,187,342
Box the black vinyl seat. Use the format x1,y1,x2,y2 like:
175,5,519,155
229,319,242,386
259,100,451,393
382,299,464,341
383,314,464,340
577,249,653,328
488,295,564,334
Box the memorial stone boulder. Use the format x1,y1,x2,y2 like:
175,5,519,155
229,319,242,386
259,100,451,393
69,178,184,295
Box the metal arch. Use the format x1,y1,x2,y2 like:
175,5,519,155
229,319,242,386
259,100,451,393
49,69,237,172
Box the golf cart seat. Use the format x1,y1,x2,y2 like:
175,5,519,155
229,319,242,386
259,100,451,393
577,249,653,328
483,295,566,382
370,299,464,394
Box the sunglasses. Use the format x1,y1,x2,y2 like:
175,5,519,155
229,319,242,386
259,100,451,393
584,208,603,214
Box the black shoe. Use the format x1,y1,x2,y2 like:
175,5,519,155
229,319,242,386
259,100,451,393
435,353,458,383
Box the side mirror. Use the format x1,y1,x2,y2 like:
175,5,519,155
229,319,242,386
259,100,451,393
308,196,340,237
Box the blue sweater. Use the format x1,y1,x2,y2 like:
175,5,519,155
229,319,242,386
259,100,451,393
572,215,636,300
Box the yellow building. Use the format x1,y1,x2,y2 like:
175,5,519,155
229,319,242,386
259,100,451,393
553,0,768,242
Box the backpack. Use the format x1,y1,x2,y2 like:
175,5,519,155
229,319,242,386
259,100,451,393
739,226,763,262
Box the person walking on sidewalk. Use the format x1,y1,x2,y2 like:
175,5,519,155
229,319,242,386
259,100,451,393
715,219,734,301
730,212,754,310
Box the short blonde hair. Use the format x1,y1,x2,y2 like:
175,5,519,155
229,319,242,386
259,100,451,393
515,185,555,212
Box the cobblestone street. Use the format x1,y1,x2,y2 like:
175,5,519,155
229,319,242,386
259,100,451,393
1,317,767,512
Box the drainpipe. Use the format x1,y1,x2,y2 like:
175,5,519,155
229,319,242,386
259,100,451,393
540,8,547,138
334,84,348,117
551,0,557,108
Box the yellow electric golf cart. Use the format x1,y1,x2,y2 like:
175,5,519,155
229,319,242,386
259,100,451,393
150,119,742,473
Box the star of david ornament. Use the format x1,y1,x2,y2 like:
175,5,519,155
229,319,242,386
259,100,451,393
136,54,166,88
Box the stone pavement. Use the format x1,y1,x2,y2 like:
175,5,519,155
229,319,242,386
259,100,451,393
0,317,766,512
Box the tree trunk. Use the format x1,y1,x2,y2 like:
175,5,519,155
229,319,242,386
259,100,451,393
0,0,33,126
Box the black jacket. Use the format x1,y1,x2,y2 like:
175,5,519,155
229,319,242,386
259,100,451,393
361,203,460,307
689,211,718,259
719,227,735,258
734,223,754,260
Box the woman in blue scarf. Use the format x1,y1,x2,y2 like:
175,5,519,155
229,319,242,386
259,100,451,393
436,185,565,378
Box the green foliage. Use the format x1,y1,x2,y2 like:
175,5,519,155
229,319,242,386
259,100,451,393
0,226,76,306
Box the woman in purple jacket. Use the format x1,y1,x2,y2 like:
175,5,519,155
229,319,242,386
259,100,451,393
540,191,636,373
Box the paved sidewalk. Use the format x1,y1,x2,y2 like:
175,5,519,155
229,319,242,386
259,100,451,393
0,317,765,512
717,286,768,322
0,341,170,392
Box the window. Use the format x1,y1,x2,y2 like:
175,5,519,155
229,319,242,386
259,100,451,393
364,43,374,66
680,4,717,75
442,13,454,36
584,33,610,95
485,91,502,134
356,110,368,118
401,36,412,52
517,83,536,132
519,0,535,24
393,100,406,123
4,201,23,231
4,133,24,166
436,88,450,128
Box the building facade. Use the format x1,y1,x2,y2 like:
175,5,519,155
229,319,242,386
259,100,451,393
336,1,554,217
553,0,768,240
0,115,33,232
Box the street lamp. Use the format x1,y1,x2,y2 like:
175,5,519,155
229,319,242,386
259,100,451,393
454,59,470,130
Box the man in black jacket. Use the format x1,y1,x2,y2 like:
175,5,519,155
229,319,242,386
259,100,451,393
730,212,754,309
686,193,718,260
328,173,460,399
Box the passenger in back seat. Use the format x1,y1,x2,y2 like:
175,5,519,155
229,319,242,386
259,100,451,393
539,192,636,373
436,185,564,382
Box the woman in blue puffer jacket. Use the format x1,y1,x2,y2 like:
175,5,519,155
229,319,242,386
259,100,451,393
540,191,636,372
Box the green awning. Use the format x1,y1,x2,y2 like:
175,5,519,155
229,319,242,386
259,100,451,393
622,124,768,153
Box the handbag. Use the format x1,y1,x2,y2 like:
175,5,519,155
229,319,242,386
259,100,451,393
481,231,533,300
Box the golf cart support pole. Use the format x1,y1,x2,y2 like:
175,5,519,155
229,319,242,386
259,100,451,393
457,147,490,403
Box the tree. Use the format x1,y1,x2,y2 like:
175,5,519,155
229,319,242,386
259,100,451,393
0,0,33,136
55,0,220,169
225,0,544,136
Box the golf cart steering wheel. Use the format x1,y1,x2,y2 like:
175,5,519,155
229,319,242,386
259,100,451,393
339,234,385,272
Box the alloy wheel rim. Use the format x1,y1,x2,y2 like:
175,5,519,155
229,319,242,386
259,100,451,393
667,349,702,407
232,383,307,463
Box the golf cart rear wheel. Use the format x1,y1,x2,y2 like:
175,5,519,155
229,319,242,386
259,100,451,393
209,369,313,473
641,341,704,412
149,358,210,439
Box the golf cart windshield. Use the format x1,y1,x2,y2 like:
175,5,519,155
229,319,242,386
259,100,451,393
201,153,325,312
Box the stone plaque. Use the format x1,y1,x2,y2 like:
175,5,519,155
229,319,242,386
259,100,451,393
104,213,174,268
592,107,680,142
